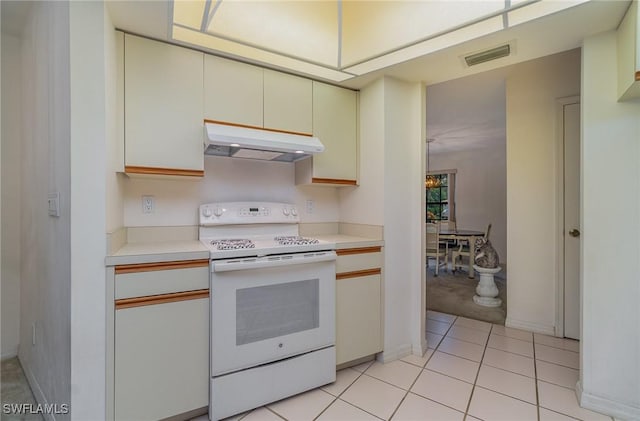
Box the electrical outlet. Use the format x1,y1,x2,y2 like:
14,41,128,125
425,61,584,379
306,199,314,214
142,195,155,214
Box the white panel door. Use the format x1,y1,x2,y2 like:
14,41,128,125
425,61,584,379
564,102,580,340
125,34,204,171
312,82,358,181
204,55,264,127
115,298,209,420
263,70,312,134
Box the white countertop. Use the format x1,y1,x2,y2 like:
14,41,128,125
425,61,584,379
311,234,383,250
106,236,382,266
105,241,209,266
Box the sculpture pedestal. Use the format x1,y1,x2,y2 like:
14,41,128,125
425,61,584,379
472,265,502,307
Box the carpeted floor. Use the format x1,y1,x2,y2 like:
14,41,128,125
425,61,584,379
426,264,507,325
1,357,42,421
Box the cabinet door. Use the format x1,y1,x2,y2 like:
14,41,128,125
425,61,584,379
312,82,358,182
124,34,204,173
336,274,382,365
263,70,312,134
204,55,263,127
115,297,209,420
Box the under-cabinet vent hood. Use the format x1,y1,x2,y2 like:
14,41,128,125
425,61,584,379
204,121,324,162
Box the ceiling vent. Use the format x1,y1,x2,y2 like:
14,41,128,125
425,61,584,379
464,44,511,67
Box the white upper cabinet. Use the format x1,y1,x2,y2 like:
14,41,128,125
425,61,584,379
204,55,264,127
296,82,358,185
124,34,204,176
618,0,640,101
264,70,313,134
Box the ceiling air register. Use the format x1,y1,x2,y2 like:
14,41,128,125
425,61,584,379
464,44,511,67
204,122,325,162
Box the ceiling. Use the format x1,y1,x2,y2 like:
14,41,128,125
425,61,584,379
106,0,631,87
426,67,508,155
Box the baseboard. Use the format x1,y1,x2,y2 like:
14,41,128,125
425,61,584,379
577,380,640,420
413,339,428,357
1,345,19,361
505,317,555,335
20,357,58,421
377,343,412,363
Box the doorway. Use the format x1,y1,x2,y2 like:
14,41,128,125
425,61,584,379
556,97,581,340
424,71,508,325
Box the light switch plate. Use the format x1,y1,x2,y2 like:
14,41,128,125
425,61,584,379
48,192,60,217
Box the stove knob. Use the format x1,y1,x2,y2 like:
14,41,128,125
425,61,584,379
282,208,290,216
214,207,224,217
202,208,213,217
291,207,298,216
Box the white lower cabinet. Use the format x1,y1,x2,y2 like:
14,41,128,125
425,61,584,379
335,247,383,365
110,261,210,421
115,298,209,420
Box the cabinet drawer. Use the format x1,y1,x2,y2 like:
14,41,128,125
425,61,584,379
115,261,209,299
336,248,382,274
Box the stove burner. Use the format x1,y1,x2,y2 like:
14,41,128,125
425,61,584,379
211,239,256,250
274,236,320,246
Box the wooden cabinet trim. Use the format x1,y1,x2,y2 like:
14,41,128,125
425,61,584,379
115,289,210,310
636,71,640,81
336,246,381,256
125,166,204,178
204,119,313,137
311,178,357,185
336,268,381,280
115,259,209,275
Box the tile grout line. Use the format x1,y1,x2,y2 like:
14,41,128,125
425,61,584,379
533,333,540,421
462,323,493,420
313,361,372,420
388,315,460,420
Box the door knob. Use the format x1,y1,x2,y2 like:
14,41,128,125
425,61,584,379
569,229,580,237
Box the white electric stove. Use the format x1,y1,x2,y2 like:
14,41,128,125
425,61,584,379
199,202,337,421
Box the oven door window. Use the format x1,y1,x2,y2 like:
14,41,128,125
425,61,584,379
236,278,319,346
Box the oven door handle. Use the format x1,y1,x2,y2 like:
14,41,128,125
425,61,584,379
212,251,337,272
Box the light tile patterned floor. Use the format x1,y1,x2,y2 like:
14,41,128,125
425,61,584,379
207,311,612,421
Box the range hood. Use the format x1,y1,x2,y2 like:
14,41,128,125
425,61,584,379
204,121,324,162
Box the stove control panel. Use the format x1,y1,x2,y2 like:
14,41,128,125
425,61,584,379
199,202,299,225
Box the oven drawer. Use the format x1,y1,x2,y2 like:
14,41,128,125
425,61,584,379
115,260,209,299
336,248,382,273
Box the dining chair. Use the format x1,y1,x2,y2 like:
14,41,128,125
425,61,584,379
426,222,448,276
451,239,470,274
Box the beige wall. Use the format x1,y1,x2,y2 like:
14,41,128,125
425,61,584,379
122,156,340,227
1,33,22,359
505,49,581,333
17,2,72,415
430,145,507,263
580,30,640,419
69,2,109,417
340,77,425,359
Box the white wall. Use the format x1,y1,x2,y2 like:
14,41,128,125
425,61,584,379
1,33,22,359
430,145,507,262
505,49,580,334
339,79,385,226
69,2,108,418
18,2,71,415
580,31,640,420
339,77,425,360
123,156,339,227
382,77,425,359
105,16,124,233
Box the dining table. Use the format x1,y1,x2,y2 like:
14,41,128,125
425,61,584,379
439,229,485,279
